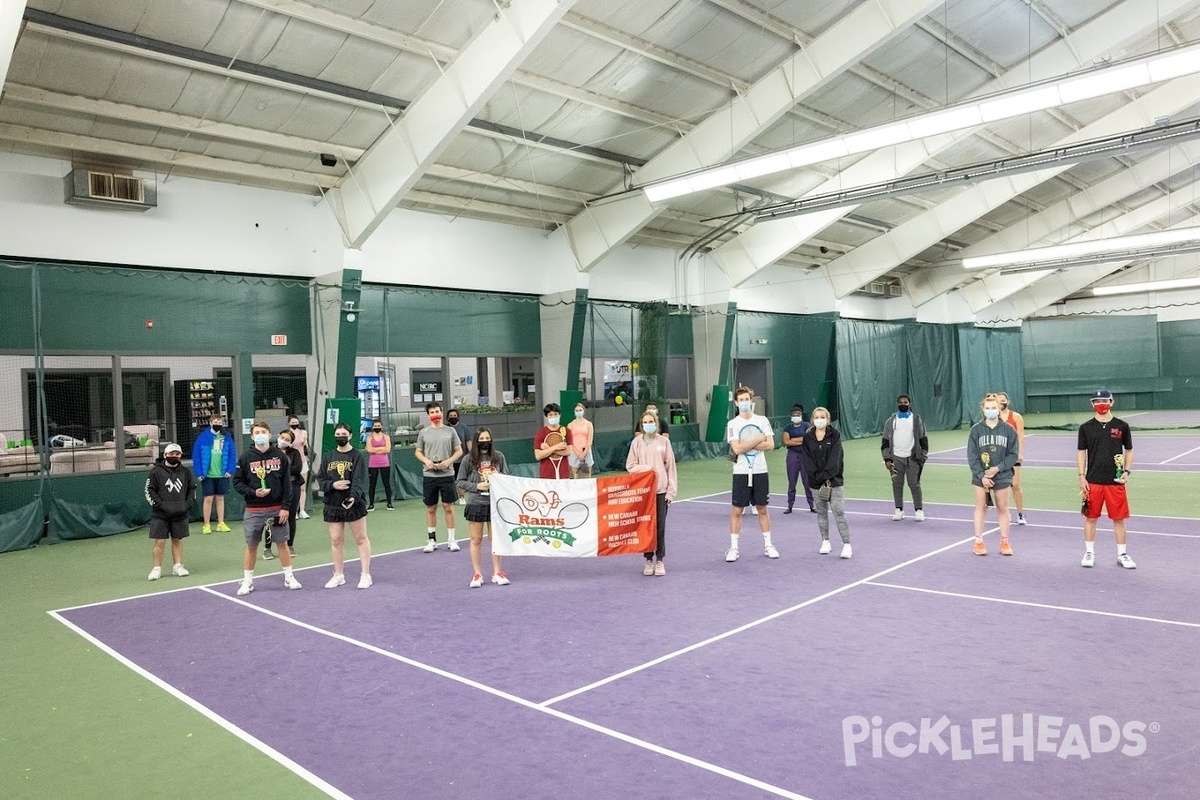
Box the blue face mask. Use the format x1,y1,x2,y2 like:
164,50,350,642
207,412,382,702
737,401,752,413
253,433,270,446
790,415,802,424
983,409,1000,420
575,409,585,419
546,416,560,427
642,423,657,434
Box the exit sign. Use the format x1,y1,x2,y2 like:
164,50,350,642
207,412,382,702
271,334,288,346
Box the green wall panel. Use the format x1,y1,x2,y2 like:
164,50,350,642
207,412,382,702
1160,320,1200,409
733,312,837,420
357,285,541,355
1023,315,1159,385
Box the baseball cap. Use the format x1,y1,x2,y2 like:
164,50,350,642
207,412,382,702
1090,389,1113,402
163,443,183,455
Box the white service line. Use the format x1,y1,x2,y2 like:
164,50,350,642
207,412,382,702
1159,444,1200,465
538,531,987,708
863,581,1200,629
199,588,813,800
47,610,354,800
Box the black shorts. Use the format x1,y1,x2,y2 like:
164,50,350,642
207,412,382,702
464,504,491,523
324,497,367,523
149,516,189,540
423,476,457,506
732,474,770,508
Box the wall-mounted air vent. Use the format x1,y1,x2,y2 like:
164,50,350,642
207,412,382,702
64,169,157,211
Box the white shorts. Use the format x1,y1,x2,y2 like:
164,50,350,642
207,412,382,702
568,451,594,468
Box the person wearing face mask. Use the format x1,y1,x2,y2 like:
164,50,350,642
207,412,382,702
1078,389,1136,569
801,407,853,559
995,392,1027,525
365,418,394,511
966,394,1019,556
627,412,678,575
192,413,236,534
269,428,305,558
534,402,573,480
231,422,298,595
145,443,196,580
317,422,372,588
287,416,311,519
881,394,929,522
567,402,595,479
725,386,776,562
640,403,670,438
782,404,814,514
416,402,464,552
446,409,472,505
456,427,511,588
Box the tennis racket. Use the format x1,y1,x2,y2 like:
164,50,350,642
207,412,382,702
739,423,764,487
545,430,566,479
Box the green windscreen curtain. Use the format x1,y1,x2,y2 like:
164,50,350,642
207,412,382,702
836,319,906,439
957,326,1026,423
0,498,43,553
906,323,962,431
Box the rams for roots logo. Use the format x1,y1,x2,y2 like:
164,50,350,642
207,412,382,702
497,489,589,548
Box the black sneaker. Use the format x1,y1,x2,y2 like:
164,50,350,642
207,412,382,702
263,549,275,560
386,504,394,510
367,504,375,511
783,505,793,514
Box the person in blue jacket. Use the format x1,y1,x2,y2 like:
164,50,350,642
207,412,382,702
192,413,237,534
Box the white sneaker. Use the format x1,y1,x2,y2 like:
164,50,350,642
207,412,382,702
840,543,853,559
892,509,904,521
491,572,511,586
725,547,740,563
764,544,780,559
750,506,758,516
1117,553,1137,569
284,575,302,590
423,540,437,553
324,573,346,589
447,540,461,552
1017,514,1027,526
914,510,925,522
147,566,161,581
819,539,831,555
236,579,254,596
469,573,483,588
297,510,310,519
357,574,373,589
1081,551,1095,568
172,564,189,577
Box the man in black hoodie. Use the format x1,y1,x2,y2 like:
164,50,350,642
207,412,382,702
232,421,299,596
145,443,196,581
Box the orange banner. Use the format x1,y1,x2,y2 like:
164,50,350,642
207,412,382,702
595,471,657,556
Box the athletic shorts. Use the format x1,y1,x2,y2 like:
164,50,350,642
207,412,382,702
1083,483,1130,521
568,451,594,469
242,508,279,547
201,477,229,496
149,517,189,540
731,473,770,508
423,475,457,506
464,504,491,523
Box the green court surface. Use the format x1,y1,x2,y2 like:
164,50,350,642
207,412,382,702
1,434,1194,799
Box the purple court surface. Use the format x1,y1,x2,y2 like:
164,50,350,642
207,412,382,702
927,432,1200,472
55,495,1200,800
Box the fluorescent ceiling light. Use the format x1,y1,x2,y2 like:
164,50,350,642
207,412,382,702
641,41,1200,204
964,226,1200,270
1092,276,1200,295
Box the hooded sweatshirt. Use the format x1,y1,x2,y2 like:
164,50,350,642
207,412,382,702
232,445,293,512
801,425,846,488
146,456,196,520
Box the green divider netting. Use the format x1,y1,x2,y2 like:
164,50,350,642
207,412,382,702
0,498,43,553
957,326,1026,423
906,323,962,431
835,319,907,439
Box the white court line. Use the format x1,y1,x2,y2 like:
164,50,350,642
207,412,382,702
864,581,1200,630
47,610,354,800
197,588,813,800
1159,444,1200,464
538,531,987,708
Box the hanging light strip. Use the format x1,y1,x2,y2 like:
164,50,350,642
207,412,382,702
963,227,1200,270
642,42,1200,203
1091,276,1200,295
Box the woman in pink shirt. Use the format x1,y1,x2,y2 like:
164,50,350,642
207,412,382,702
567,402,594,478
365,418,394,511
627,411,678,576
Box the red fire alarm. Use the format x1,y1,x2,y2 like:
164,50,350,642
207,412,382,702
145,319,154,329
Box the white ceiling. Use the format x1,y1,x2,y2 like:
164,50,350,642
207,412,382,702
4,0,1200,320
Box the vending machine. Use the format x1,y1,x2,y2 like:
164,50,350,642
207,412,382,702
355,375,382,440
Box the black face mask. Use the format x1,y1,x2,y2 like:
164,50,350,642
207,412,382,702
290,424,300,430
165,458,180,467
447,417,459,425
212,425,223,433
478,442,492,452
335,437,350,446
372,428,382,433
898,404,910,413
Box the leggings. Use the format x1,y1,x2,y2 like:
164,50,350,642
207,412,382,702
786,449,814,508
369,466,393,505
644,493,669,561
815,485,851,544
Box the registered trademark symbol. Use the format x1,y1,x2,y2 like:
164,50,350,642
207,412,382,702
1149,722,1161,734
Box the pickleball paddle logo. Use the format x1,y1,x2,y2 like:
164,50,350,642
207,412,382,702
497,489,589,549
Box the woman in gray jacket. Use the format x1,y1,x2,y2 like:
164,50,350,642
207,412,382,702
456,427,511,588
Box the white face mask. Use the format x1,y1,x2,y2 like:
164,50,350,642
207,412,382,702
790,416,802,424
983,408,1000,420
277,439,290,449
253,433,270,447
813,418,828,429
737,401,752,413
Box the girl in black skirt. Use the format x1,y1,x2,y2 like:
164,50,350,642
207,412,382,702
317,423,372,589
455,427,510,588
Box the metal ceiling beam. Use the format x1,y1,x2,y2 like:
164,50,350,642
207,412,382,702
328,0,574,248
712,0,1197,289
562,0,938,272
905,140,1200,305
0,0,26,98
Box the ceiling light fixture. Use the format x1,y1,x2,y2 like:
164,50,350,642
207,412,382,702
1091,276,1200,296
963,226,1200,270
641,42,1200,204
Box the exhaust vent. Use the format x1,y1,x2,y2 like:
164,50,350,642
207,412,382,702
64,169,157,211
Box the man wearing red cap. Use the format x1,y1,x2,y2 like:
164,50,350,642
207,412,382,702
1077,389,1136,569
